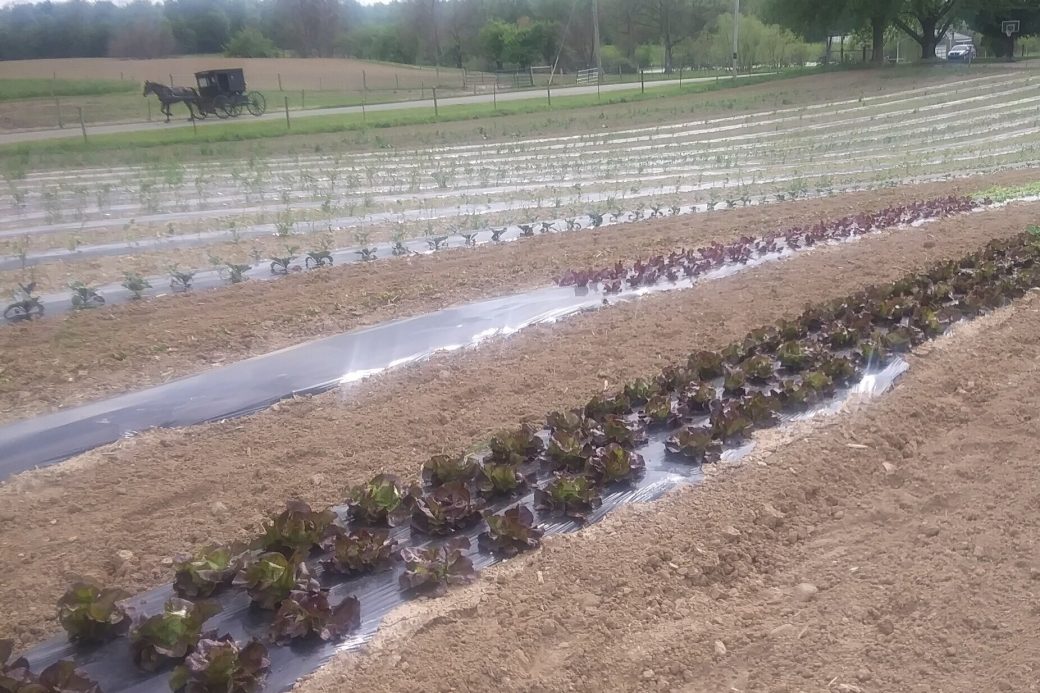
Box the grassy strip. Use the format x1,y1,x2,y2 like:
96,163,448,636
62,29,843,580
976,180,1040,203
0,78,135,101
0,70,801,160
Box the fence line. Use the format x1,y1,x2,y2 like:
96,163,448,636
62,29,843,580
576,68,601,86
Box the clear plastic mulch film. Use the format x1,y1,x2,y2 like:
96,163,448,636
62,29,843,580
23,358,908,693
0,195,982,478
10,185,1031,318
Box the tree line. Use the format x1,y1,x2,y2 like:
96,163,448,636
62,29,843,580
0,0,1036,68
766,0,1040,61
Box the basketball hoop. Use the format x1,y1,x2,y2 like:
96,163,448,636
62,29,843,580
1002,20,1020,38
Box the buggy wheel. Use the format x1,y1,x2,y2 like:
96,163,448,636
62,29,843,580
214,95,232,119
227,101,244,118
246,92,267,117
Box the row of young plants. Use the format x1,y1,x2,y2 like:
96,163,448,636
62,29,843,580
3,205,639,324
557,195,983,290
2,249,337,323
2,193,988,325
7,226,1040,693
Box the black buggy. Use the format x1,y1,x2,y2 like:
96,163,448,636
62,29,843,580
193,68,266,119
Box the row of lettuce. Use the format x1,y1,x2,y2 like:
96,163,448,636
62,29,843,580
14,181,1034,324
5,222,1040,692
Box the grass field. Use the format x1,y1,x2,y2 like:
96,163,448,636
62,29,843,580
0,78,135,101
0,68,843,169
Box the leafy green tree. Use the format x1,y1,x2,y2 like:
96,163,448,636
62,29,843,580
891,0,959,59
479,20,513,69
224,27,280,57
959,0,1040,58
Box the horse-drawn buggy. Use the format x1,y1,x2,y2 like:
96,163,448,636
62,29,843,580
144,68,266,122
193,68,266,119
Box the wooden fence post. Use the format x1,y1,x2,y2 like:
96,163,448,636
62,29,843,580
55,97,63,129
284,97,290,129
640,70,645,93
78,108,87,142
547,86,551,108
433,87,439,118
493,83,497,110
277,73,283,91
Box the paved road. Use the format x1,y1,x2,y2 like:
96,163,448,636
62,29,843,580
0,73,761,146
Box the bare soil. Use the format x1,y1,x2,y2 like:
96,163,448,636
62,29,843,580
2,169,1037,426
0,197,1036,650
0,57,462,99
297,289,1040,693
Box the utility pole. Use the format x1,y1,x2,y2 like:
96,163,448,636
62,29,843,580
592,0,603,82
731,0,740,77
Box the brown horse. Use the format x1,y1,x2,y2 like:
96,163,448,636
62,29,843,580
143,81,200,122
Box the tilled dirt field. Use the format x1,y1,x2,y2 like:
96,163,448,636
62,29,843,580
2,169,1038,425
0,193,1037,651
297,284,1040,693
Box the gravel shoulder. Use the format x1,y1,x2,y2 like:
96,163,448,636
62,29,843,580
297,281,1040,693
0,199,1036,649
2,169,1037,425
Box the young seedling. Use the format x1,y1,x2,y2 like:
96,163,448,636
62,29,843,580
426,235,449,251
322,528,398,576
3,282,44,322
270,246,300,274
68,281,105,310
169,266,195,292
224,263,251,284
170,636,269,693
478,505,544,556
121,272,151,300
56,580,130,643
398,536,477,597
130,598,222,671
173,545,241,599
305,249,334,268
